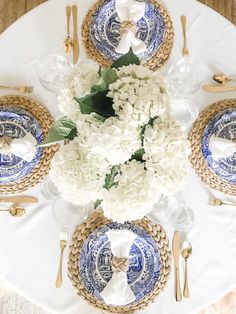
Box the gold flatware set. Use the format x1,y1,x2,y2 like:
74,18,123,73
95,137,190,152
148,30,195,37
173,231,192,302
64,5,79,64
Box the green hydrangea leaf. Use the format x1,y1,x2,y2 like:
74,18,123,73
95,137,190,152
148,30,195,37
104,165,120,190
112,47,140,69
39,117,78,146
75,90,115,118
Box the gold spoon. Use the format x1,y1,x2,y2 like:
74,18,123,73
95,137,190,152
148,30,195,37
181,241,192,298
213,73,236,85
64,6,73,53
0,206,26,217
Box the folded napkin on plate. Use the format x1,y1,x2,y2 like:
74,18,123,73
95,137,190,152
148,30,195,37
115,0,147,54
209,135,236,160
0,133,37,162
100,229,137,306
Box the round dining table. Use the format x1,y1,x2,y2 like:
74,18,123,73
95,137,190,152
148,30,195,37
0,0,236,313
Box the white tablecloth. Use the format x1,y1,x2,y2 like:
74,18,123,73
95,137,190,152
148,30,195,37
0,0,236,313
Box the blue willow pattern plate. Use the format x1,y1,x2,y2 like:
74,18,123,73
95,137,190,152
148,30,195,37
202,109,236,184
90,0,166,61
80,222,161,305
0,106,43,184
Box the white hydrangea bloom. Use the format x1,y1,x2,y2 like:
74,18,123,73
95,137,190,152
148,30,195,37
143,117,190,195
108,64,169,126
102,160,161,222
77,117,142,165
58,61,99,120
49,138,110,206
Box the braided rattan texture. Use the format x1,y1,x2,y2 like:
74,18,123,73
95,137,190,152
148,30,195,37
0,95,58,195
81,0,174,70
189,99,236,195
68,210,171,313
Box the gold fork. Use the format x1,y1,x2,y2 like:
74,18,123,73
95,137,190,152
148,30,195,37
0,85,33,93
181,15,190,57
208,198,236,207
56,231,67,288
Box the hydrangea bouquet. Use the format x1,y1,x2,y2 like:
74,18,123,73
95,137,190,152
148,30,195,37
43,49,190,222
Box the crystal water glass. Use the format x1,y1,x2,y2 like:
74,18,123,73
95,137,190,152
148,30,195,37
37,53,73,93
169,98,199,132
168,56,206,95
148,193,194,231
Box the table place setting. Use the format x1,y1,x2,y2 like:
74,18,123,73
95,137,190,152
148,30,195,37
0,0,236,314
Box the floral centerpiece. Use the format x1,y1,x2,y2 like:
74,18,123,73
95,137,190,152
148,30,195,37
43,49,190,222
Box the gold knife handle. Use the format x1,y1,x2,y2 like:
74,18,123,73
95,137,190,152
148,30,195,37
0,196,38,203
181,17,187,47
183,259,190,298
66,6,71,37
175,266,182,302
56,247,65,288
203,85,236,93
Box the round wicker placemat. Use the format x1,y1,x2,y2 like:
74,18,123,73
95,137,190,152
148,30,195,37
0,95,58,195
189,99,236,195
68,209,171,314
82,0,174,70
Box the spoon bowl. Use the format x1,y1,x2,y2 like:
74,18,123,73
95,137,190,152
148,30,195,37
181,241,192,298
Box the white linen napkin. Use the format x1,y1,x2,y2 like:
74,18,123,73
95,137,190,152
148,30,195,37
0,133,37,162
100,229,136,306
209,135,236,160
115,0,147,54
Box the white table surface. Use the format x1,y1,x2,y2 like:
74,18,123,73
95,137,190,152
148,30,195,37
0,0,236,313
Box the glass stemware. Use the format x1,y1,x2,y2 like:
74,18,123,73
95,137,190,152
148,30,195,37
168,56,206,95
148,193,194,231
37,53,73,93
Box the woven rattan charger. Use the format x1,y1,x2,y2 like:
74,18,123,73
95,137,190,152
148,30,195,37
189,99,236,195
0,95,58,195
68,209,171,314
82,0,174,70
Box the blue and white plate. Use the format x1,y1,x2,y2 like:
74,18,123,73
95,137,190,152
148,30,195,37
80,222,161,305
0,106,43,184
202,109,236,184
90,0,166,61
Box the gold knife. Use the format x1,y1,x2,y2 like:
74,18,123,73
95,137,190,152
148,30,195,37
203,85,236,93
173,231,182,302
0,196,38,203
72,5,79,64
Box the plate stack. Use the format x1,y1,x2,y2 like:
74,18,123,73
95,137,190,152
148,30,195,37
68,210,171,313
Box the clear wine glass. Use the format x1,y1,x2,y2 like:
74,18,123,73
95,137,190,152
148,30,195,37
168,56,206,95
37,53,73,93
169,98,199,132
148,193,194,231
